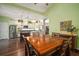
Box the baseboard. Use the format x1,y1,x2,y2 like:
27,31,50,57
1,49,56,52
0,39,9,40
75,48,79,50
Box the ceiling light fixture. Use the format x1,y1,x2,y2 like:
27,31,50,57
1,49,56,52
34,3,48,6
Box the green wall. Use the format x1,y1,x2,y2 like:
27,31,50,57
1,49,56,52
0,16,11,22
45,3,79,48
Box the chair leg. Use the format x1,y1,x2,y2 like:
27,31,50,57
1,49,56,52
65,45,70,56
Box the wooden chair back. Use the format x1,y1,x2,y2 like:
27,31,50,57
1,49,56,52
21,35,30,56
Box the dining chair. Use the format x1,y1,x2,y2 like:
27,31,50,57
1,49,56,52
21,35,30,56
68,37,72,49
59,37,72,56
20,33,30,42
52,32,60,37
60,43,69,56
22,35,38,56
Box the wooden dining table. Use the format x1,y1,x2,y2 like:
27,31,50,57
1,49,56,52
25,35,64,56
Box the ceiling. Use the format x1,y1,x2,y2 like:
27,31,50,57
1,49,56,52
0,3,52,20
17,3,52,13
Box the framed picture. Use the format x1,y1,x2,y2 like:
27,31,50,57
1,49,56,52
60,20,72,31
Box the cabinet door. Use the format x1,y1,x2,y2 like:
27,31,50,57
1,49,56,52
0,22,9,39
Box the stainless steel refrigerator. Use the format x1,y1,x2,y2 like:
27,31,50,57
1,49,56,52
9,25,16,39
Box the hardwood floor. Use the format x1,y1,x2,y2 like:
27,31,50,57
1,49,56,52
0,38,25,56
0,38,79,56
70,49,79,56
